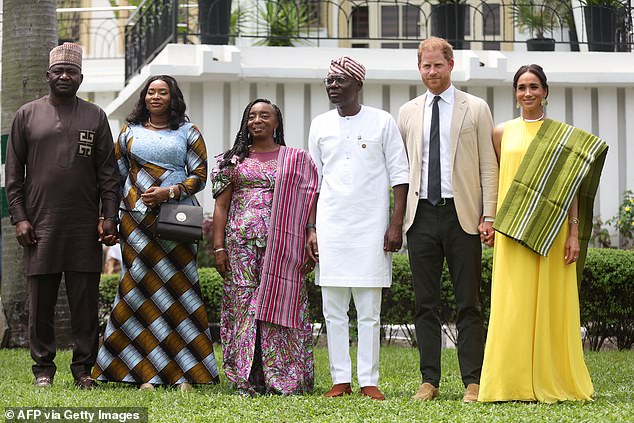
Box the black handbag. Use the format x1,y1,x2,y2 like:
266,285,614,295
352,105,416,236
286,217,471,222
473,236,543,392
153,184,203,243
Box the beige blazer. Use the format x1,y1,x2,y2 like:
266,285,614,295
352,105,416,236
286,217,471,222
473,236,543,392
397,89,498,234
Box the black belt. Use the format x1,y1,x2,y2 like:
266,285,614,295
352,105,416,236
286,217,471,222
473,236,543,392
422,198,454,207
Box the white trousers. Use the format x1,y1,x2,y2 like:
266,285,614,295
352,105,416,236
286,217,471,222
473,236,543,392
321,286,382,387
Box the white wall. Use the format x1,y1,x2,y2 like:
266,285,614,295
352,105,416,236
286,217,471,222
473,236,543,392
104,44,634,240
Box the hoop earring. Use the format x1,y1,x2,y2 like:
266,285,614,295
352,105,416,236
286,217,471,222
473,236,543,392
541,98,549,107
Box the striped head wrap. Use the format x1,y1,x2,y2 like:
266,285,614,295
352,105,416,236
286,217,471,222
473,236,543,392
328,56,366,81
49,43,83,69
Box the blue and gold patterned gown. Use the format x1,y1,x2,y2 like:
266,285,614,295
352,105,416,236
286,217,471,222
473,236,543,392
93,123,219,386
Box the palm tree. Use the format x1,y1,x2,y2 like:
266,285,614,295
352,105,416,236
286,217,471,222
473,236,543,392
1,0,57,347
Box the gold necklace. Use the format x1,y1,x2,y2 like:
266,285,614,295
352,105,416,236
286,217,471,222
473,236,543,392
147,117,169,129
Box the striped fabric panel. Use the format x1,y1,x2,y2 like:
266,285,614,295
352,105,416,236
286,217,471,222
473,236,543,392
255,147,319,329
494,119,608,261
180,125,207,199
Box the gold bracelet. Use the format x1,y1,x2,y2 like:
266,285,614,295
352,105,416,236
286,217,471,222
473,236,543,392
570,217,579,225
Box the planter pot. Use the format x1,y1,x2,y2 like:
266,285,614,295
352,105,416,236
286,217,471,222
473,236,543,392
527,37,555,51
584,5,618,52
431,4,468,50
199,0,231,45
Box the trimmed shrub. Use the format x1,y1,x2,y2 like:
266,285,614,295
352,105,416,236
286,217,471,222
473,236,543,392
580,248,634,350
198,267,223,324
98,248,632,350
97,273,120,333
381,250,493,346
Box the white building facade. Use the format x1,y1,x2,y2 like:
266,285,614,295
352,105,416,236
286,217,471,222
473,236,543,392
102,43,634,242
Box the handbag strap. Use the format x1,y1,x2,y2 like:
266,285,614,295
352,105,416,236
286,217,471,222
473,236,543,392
177,182,200,206
146,183,199,228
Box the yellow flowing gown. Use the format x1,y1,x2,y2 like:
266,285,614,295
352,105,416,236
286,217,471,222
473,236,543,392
478,118,593,403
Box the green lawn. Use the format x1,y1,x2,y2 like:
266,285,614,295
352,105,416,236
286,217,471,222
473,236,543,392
0,346,632,422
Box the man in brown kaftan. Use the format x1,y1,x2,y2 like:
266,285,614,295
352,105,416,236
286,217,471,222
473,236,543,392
4,43,119,389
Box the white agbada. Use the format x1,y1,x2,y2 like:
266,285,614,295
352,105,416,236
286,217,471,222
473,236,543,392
308,105,409,288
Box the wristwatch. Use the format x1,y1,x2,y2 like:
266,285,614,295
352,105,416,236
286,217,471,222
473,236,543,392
168,186,175,199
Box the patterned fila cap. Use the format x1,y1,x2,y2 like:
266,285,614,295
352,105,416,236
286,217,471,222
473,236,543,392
49,42,83,69
328,56,366,81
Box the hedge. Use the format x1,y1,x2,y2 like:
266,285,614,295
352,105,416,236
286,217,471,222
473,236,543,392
99,247,633,351
580,248,634,351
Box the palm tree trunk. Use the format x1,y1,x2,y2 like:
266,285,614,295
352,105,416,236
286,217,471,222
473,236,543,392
1,0,57,347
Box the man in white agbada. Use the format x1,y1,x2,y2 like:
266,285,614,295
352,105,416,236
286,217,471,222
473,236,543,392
306,56,409,401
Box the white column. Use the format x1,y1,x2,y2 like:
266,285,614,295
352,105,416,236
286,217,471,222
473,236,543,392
187,82,204,132
546,86,566,122
362,84,382,110
229,81,252,146
492,86,514,124
282,83,305,148
571,87,592,134
596,87,620,236
466,86,487,104
389,85,410,120
625,88,634,191
200,82,226,214
256,82,277,103
310,83,331,120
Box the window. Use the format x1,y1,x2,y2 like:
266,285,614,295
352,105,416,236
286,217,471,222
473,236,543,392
483,3,500,36
482,3,500,50
381,6,399,38
403,5,420,38
352,6,369,38
380,4,421,48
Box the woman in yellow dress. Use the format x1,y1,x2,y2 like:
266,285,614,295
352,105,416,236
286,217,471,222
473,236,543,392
479,64,607,403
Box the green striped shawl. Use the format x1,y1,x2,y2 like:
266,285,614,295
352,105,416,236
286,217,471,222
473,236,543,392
493,119,608,282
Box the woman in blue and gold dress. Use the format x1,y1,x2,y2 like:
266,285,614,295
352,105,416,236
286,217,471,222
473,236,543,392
93,75,219,390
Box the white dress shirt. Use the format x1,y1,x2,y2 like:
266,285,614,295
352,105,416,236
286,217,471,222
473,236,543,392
419,85,454,200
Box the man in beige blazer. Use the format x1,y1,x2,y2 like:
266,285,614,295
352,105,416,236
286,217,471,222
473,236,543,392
397,37,498,403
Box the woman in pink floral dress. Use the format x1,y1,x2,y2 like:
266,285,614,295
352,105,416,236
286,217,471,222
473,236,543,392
211,99,318,396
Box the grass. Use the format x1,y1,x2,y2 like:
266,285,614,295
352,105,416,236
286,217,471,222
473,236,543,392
0,346,632,422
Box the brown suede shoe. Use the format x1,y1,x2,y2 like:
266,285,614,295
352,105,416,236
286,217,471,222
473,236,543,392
178,382,193,392
463,383,479,403
34,376,53,388
360,386,385,401
139,383,155,391
324,383,352,398
412,382,439,401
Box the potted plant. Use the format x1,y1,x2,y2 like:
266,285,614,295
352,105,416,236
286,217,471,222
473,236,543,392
581,0,624,51
255,0,316,46
512,0,570,51
431,0,469,50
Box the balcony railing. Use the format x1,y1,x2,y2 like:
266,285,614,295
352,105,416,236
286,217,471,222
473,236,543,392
124,0,634,82
57,6,133,60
